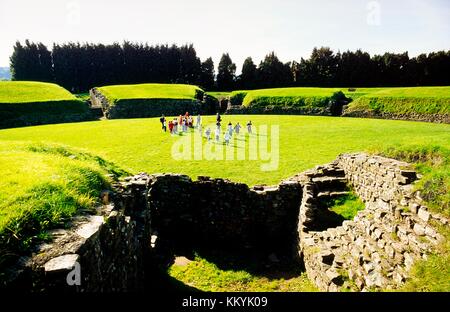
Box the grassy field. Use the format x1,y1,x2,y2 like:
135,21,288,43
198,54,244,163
0,115,448,290
0,81,78,103
345,87,450,115
0,115,448,186
98,83,203,104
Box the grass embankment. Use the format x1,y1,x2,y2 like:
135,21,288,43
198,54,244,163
0,81,90,128
346,87,450,115
0,142,127,270
241,88,346,108
98,83,203,104
0,81,78,103
96,83,208,118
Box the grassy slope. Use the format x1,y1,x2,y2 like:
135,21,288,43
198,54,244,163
98,83,203,104
347,87,450,114
0,81,77,103
0,142,126,267
242,87,343,107
0,116,448,186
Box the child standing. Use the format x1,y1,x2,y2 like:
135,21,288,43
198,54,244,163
224,131,230,145
247,120,252,134
215,127,220,142
227,122,233,137
205,128,211,141
234,122,241,135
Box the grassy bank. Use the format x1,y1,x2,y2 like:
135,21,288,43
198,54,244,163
0,81,91,128
346,87,450,115
98,83,203,104
0,142,127,269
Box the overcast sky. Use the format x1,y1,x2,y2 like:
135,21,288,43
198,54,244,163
0,0,449,72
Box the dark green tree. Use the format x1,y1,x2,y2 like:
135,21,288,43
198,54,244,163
239,57,258,89
10,40,53,82
217,53,236,91
257,52,292,88
199,57,215,90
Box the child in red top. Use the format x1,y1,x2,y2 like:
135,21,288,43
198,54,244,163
168,121,174,134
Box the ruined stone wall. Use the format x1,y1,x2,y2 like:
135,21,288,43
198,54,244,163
342,109,450,124
2,204,147,292
2,153,447,292
225,105,334,116
125,173,302,256
297,154,448,291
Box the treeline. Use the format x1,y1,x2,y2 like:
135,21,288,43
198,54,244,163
10,40,450,92
10,41,214,93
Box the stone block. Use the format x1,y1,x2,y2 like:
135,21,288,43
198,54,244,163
418,207,430,222
44,254,79,273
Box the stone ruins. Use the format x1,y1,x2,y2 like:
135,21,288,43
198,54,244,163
2,153,447,292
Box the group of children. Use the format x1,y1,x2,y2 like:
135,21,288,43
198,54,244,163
160,112,200,134
159,112,253,145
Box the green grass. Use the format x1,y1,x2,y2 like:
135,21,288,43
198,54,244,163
0,81,77,103
0,115,448,186
347,87,450,115
0,81,90,129
324,193,366,220
341,87,392,100
0,115,448,291
168,254,317,292
207,92,231,99
98,83,203,105
0,142,125,269
242,87,344,108
75,93,90,102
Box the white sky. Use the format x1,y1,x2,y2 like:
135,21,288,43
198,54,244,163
0,0,449,73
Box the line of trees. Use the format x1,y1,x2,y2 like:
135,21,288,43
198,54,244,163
10,40,450,92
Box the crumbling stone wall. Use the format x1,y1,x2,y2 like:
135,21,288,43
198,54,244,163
342,108,450,124
2,153,447,292
2,204,147,292
122,173,302,257
225,104,336,116
297,154,448,291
